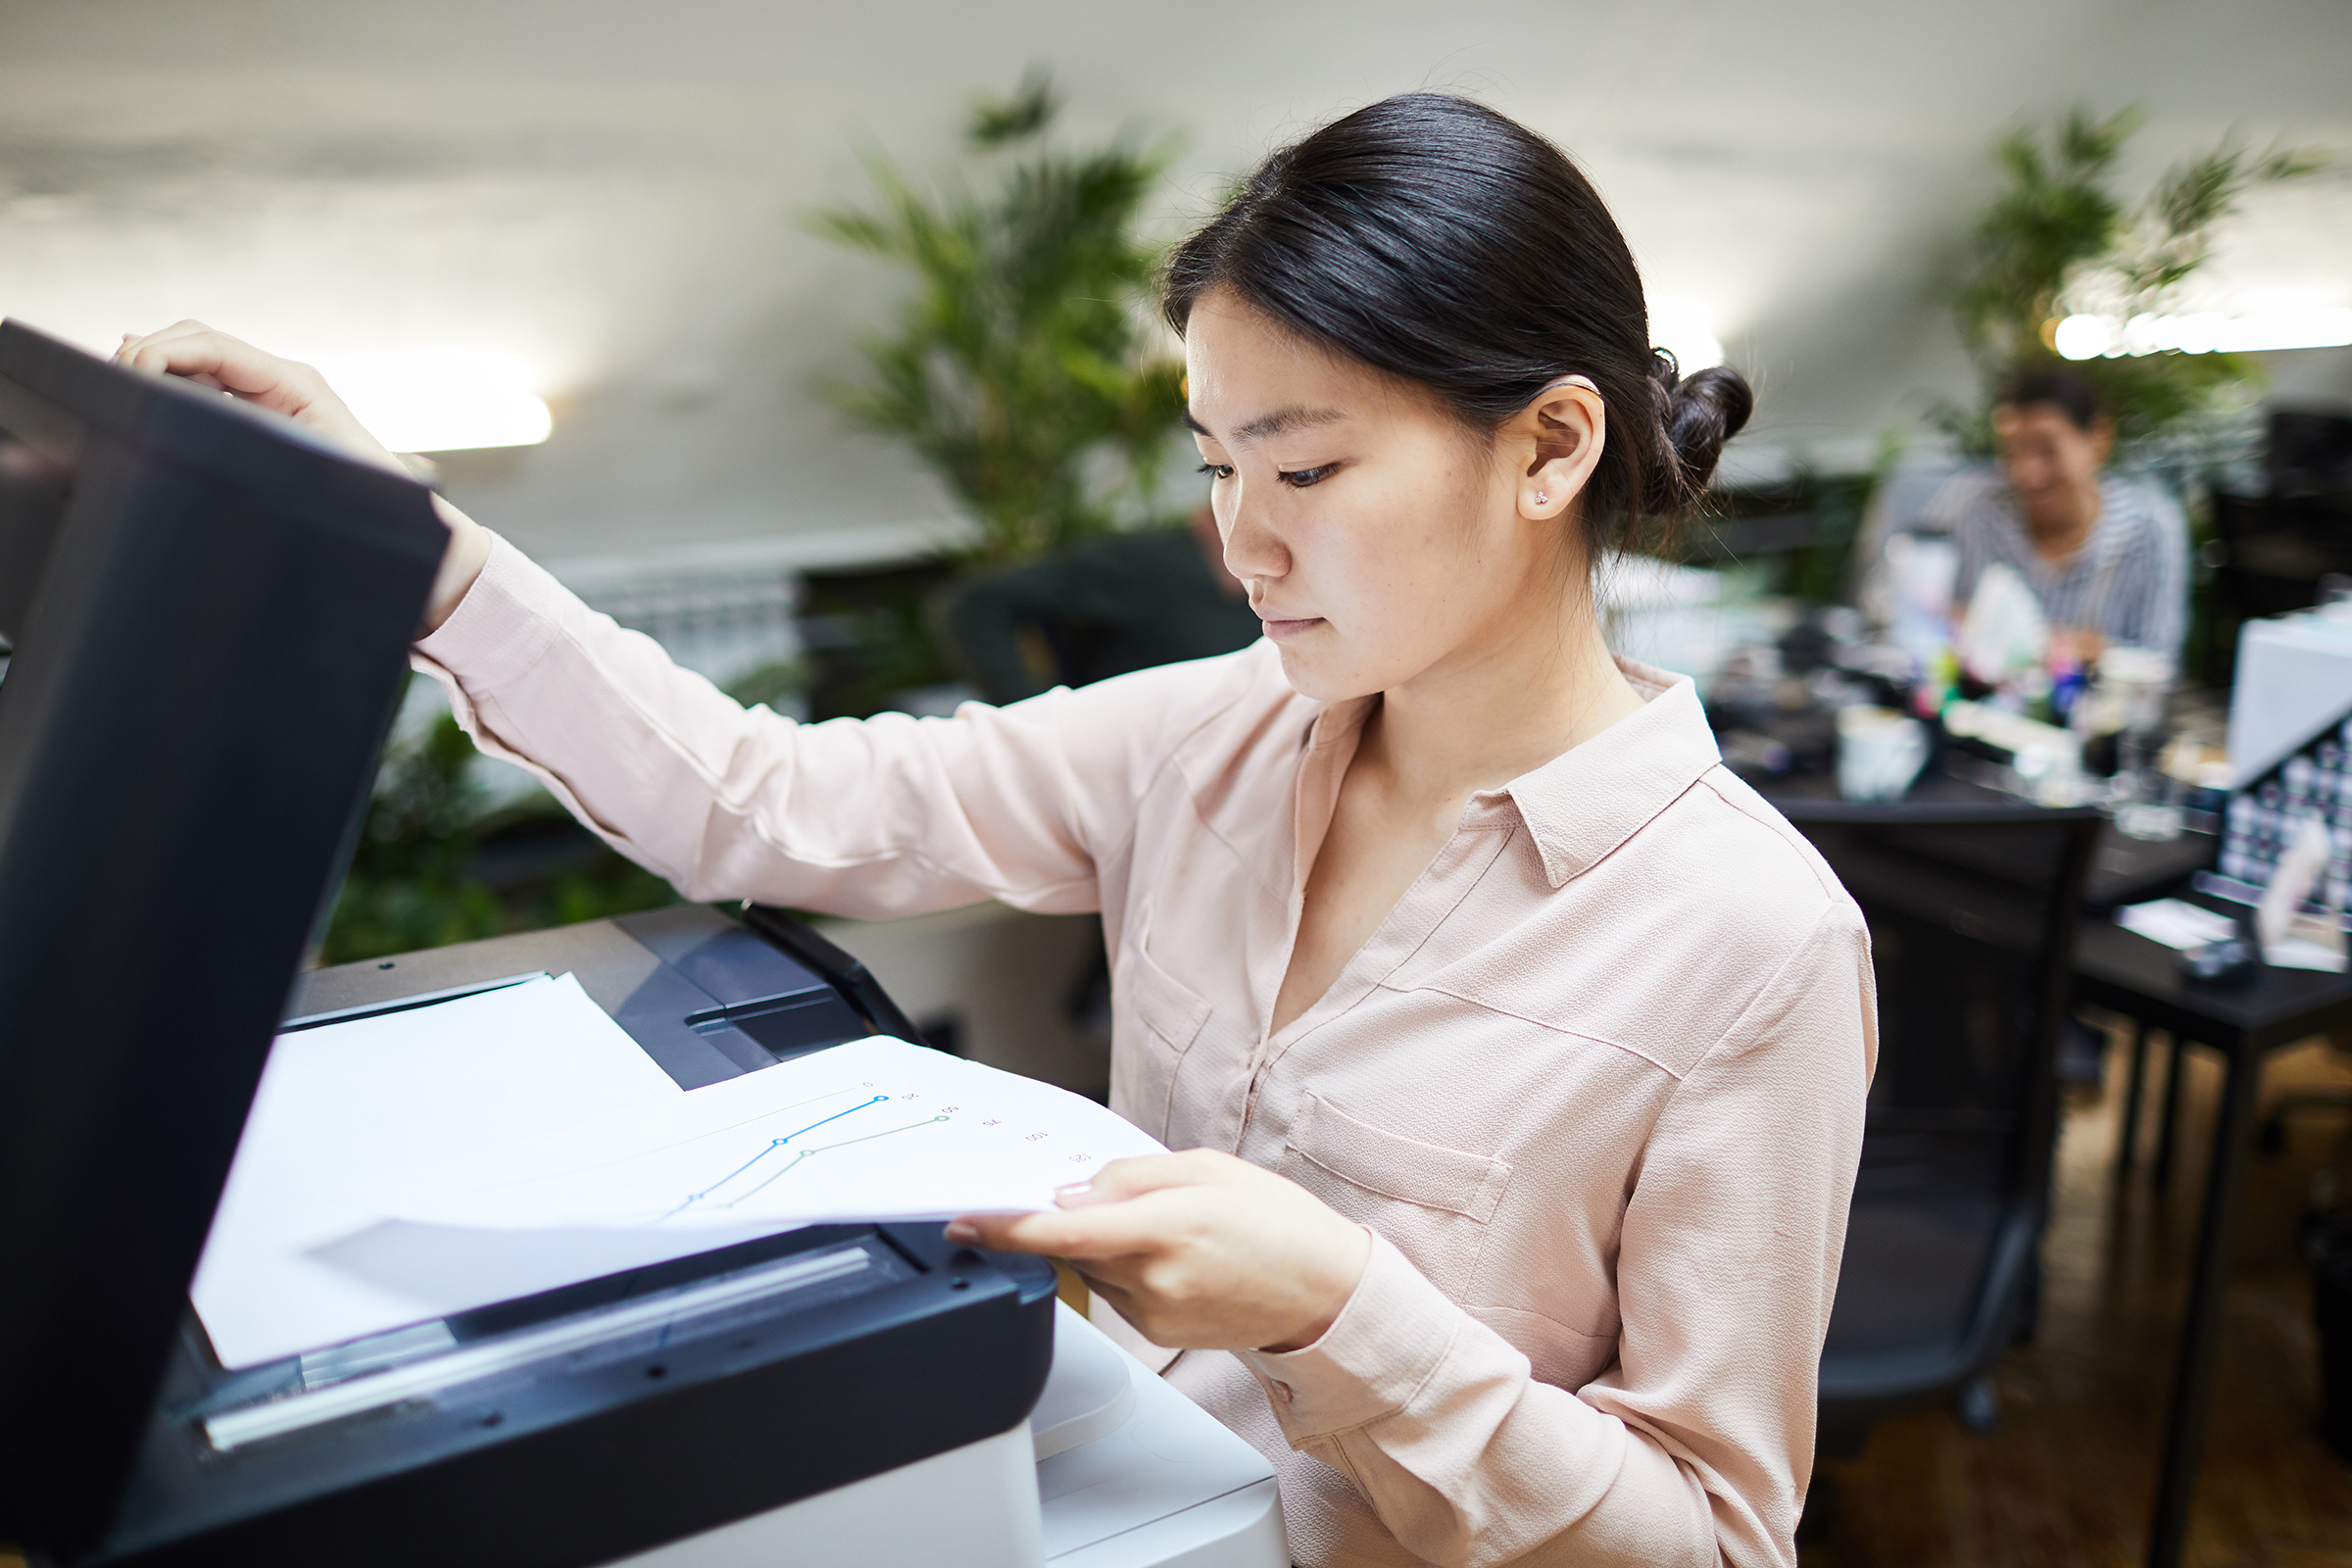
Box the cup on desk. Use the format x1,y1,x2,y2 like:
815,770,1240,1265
2095,646,2175,735
1837,706,1929,803
2116,760,2185,842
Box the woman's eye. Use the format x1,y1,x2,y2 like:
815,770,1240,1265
1197,462,1236,481
1279,465,1338,489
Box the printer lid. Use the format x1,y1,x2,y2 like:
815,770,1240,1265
0,319,445,1553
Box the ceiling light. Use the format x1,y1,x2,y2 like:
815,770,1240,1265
309,350,554,453
2053,308,2352,361
2052,315,2113,360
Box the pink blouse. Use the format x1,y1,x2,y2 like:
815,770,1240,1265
414,534,1876,1568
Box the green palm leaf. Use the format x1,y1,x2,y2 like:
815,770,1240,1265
810,72,1188,564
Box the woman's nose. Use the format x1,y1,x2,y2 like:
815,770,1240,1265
1219,489,1288,582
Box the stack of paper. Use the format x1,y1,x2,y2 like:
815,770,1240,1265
2115,899,2239,951
193,975,1162,1370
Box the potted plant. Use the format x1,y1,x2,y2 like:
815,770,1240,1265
815,70,1188,568
1941,106,2329,468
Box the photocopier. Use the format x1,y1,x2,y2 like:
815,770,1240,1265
0,318,1283,1567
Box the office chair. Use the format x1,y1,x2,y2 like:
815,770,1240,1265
1777,799,2102,1460
930,524,1260,707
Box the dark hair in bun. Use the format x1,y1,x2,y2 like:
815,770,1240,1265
1163,92,1752,551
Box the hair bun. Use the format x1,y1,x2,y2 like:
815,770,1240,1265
1644,351,1752,513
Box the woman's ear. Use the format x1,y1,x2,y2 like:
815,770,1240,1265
1514,378,1607,522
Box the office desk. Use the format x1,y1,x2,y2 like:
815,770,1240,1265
2072,919,2352,1568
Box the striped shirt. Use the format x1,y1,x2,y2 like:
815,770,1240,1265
1941,468,2188,657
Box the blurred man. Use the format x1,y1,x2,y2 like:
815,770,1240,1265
1950,367,2188,662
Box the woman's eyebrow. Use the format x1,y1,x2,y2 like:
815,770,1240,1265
1183,405,1346,445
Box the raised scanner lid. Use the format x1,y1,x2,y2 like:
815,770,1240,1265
0,318,444,1553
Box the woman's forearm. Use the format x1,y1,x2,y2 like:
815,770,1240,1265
410,533,1153,917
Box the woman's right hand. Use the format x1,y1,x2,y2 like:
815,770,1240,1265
114,320,493,634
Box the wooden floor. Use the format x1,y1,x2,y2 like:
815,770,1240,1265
1802,1025,2352,1568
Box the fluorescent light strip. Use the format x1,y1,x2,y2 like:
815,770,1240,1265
2056,308,2352,360
310,350,555,453
204,1245,871,1452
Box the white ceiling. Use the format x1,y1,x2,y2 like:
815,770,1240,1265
3,0,2349,564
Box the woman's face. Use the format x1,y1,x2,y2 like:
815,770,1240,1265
1183,288,1594,705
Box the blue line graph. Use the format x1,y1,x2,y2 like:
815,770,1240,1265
660,1095,888,1220
717,1114,952,1209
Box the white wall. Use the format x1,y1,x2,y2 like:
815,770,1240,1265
4,0,2349,566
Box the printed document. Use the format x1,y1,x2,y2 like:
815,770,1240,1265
374,1034,1163,1234
192,979,1159,1369
192,974,684,1368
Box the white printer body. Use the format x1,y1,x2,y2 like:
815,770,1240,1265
631,1302,1284,1568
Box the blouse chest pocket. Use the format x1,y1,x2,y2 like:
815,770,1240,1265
1276,1092,1514,1299
1110,906,1212,1144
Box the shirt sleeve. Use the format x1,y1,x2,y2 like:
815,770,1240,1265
1236,903,1876,1568
408,532,1183,919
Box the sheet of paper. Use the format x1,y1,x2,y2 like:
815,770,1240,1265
2267,930,2351,972
191,973,683,1369
2115,898,2239,952
2257,816,2347,970
375,1036,1167,1235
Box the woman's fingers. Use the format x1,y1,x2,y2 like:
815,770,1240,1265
116,321,331,420
120,327,223,390
113,320,407,477
941,1209,1066,1253
951,1149,1274,1251
949,1188,1191,1258
949,1149,1259,1250
1056,1148,1254,1206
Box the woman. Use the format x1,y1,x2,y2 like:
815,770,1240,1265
122,94,1873,1568
1952,367,2188,662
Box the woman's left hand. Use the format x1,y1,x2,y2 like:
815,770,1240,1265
947,1149,1371,1353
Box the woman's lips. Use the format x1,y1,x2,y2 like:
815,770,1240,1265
1256,613,1324,642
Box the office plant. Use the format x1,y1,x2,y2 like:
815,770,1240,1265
1941,105,2328,460
813,71,1188,566
322,695,681,963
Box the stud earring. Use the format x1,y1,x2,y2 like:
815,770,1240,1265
1535,490,1549,507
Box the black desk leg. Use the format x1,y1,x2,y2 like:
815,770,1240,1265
2116,1019,2150,1182
2153,1034,2187,1194
2144,1042,2263,1568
